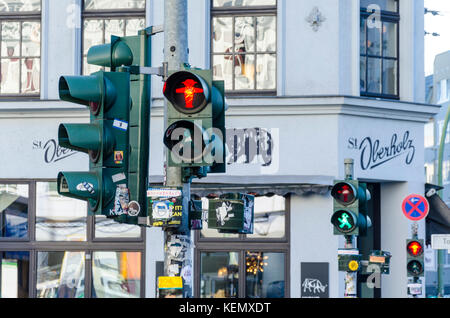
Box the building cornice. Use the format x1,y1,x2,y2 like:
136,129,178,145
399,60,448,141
0,96,440,123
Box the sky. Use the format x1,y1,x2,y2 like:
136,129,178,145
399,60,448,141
424,0,450,75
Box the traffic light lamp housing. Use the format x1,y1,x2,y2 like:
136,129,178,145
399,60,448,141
57,71,130,216
406,239,424,277
163,67,226,173
330,180,372,236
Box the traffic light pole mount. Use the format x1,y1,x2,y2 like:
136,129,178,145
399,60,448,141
163,0,192,298
344,158,357,298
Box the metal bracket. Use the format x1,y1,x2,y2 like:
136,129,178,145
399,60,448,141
128,62,168,79
146,25,164,35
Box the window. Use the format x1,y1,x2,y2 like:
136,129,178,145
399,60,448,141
437,79,450,104
424,121,435,148
0,0,41,96
195,194,289,298
92,251,141,298
360,0,399,99
82,0,146,75
36,251,85,298
0,251,29,298
35,182,87,242
211,0,277,93
0,179,145,298
0,183,29,239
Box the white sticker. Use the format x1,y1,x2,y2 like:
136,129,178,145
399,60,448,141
128,201,141,217
112,173,127,183
113,119,128,131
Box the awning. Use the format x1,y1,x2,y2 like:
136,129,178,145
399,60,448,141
149,175,334,197
425,184,450,245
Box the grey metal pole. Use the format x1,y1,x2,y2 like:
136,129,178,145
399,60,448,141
163,0,193,298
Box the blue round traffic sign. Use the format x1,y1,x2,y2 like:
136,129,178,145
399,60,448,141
402,194,429,221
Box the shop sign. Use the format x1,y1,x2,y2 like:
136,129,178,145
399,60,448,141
348,131,416,170
207,193,254,234
301,263,329,298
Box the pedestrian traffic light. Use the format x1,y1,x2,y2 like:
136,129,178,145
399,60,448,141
163,67,226,175
330,180,372,236
86,29,153,223
56,69,131,216
406,239,424,277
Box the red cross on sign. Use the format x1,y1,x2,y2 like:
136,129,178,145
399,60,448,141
402,194,429,221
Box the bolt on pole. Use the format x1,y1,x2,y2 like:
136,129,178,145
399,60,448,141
163,0,193,298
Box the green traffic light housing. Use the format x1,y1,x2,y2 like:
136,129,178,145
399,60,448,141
331,180,372,236
163,67,226,174
87,36,134,69
406,239,425,277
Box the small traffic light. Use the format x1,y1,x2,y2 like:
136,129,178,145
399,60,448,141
330,180,372,236
56,71,130,216
163,67,226,175
406,239,424,277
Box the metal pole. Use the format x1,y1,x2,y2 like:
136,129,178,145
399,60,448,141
163,0,192,298
344,159,357,298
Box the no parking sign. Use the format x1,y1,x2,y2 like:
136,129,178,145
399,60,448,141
402,194,429,221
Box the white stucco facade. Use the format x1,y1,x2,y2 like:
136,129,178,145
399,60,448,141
0,0,441,298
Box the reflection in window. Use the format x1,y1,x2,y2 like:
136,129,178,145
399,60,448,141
200,252,239,298
0,184,28,239
0,3,41,95
0,0,41,12
212,1,276,92
36,182,87,242
0,251,29,298
92,251,141,298
213,0,276,7
360,0,398,12
248,195,285,239
36,251,85,298
246,251,284,298
95,216,141,239
84,0,145,10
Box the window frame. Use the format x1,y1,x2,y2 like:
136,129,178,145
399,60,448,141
194,194,290,298
81,0,146,75
210,0,277,95
360,1,400,100
0,179,146,298
0,0,41,98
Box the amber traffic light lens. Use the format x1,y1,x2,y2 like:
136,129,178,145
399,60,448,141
407,241,423,257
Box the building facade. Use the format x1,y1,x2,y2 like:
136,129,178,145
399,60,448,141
424,50,450,296
0,0,439,298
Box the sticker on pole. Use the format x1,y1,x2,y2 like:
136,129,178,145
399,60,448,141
402,194,429,221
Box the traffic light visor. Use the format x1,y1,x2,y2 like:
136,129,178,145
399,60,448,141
57,172,101,211
407,241,424,257
163,71,210,114
331,182,357,206
164,120,209,164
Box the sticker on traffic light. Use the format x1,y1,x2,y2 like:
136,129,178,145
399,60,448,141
406,239,424,277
